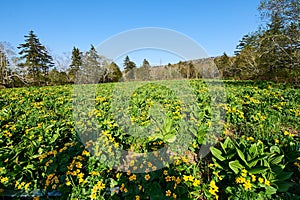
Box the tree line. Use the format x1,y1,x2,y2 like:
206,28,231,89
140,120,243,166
214,0,299,84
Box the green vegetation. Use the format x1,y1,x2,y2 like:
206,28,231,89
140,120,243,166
0,80,299,199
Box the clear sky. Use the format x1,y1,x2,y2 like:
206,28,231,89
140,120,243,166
0,0,261,67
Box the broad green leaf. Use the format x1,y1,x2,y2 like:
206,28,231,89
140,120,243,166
275,171,293,182
276,182,293,192
236,148,248,166
229,160,244,174
248,166,268,174
270,146,280,154
265,186,277,195
164,134,177,143
249,144,257,156
210,147,225,161
270,155,284,165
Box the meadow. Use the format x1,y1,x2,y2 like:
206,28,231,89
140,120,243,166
0,79,299,199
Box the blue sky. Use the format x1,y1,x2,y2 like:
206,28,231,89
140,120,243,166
0,0,261,67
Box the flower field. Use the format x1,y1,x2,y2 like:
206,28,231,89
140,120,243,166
0,80,299,199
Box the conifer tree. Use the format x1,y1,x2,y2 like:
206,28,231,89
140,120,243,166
18,30,54,85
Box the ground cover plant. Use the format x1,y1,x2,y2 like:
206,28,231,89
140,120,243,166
0,79,299,199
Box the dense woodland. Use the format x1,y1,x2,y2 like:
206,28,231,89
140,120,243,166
0,0,299,87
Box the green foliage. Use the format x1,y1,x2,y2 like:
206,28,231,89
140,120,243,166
207,133,299,199
0,80,299,199
17,30,54,86
106,62,122,82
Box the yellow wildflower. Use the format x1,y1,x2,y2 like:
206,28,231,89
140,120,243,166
166,190,172,196
265,179,270,186
243,180,252,190
145,174,150,181
129,174,136,181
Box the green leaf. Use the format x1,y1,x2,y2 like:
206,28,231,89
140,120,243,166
249,144,257,155
248,166,268,174
236,148,248,166
265,186,277,195
164,134,177,143
210,147,225,161
276,182,293,192
270,155,284,165
248,155,268,168
270,146,280,154
229,160,244,174
276,171,293,182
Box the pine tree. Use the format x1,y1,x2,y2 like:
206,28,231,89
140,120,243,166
136,59,150,80
69,47,82,83
123,56,136,80
18,30,54,85
70,47,82,70
81,45,105,83
123,56,136,73
107,62,122,82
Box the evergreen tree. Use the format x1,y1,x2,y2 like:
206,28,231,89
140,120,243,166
123,56,136,73
107,62,122,82
123,56,136,80
80,45,105,83
70,47,82,70
136,59,150,80
69,47,82,83
18,30,54,85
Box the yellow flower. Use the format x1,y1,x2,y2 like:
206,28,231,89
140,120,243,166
76,162,82,169
258,177,264,184
173,193,177,199
97,181,105,190
209,180,219,196
165,176,172,182
284,131,289,136
66,180,71,186
163,170,168,175
294,162,300,169
90,171,100,176
243,180,252,190
193,179,201,187
274,138,279,144
135,195,140,200
1,177,8,183
174,159,180,165
183,175,194,182
250,174,256,182
209,188,217,196
213,171,223,180
181,157,188,163
129,174,136,181
90,193,97,199
166,190,172,196
129,160,135,167
208,163,214,168
246,137,255,142
138,185,143,190
265,179,270,186
82,150,90,156
24,182,31,190
241,169,247,177
145,174,150,181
